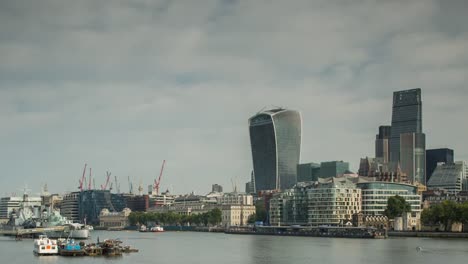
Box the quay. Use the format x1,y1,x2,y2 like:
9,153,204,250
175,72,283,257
388,231,468,238
0,226,67,239
226,226,386,239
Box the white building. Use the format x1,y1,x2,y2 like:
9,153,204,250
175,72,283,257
99,208,132,229
218,193,253,205
221,205,255,227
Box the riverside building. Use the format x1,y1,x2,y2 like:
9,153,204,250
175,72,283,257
249,108,302,191
269,177,361,226
426,148,454,182
356,181,421,216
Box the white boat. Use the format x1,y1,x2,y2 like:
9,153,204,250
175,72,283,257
150,226,164,232
33,235,58,255
67,223,90,239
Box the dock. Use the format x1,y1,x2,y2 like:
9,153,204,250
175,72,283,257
0,226,67,238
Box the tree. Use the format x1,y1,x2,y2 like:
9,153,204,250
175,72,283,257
384,195,412,219
208,208,222,226
247,214,256,224
255,203,267,222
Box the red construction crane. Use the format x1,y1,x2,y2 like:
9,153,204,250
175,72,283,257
78,164,87,192
101,171,111,190
153,160,166,195
88,168,92,190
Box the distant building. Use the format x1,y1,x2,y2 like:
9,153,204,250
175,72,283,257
212,184,223,193
61,192,80,223
357,181,421,216
358,157,408,183
149,191,176,207
422,190,468,207
375,126,391,163
400,132,426,184
99,208,131,229
427,161,467,194
0,195,42,220
78,190,127,225
249,108,302,191
221,205,256,227
319,161,350,178
269,177,361,226
390,88,423,163
218,193,253,206
297,162,320,182
245,170,256,194
426,148,454,182
125,195,149,212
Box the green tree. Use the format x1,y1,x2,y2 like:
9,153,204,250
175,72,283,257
384,195,412,219
247,214,256,224
255,203,267,222
208,208,222,226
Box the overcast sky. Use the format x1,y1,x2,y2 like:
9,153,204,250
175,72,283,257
0,0,467,196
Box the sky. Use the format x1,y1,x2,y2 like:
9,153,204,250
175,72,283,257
0,0,467,196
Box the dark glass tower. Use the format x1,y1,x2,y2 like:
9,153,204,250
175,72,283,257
375,126,391,163
400,132,426,184
249,108,302,191
426,148,454,181
389,88,422,163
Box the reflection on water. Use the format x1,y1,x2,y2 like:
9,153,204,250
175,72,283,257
0,231,467,264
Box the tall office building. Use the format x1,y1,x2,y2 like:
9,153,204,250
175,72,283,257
426,148,454,181
297,162,321,182
249,108,302,191
319,161,350,178
390,88,422,163
375,126,391,163
400,133,426,184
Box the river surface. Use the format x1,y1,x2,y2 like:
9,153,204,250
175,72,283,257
0,231,467,264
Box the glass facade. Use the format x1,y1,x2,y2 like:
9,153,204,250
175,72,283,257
427,161,467,194
249,109,302,191
297,163,320,182
319,161,350,178
390,88,422,163
357,182,421,216
426,148,454,182
375,125,391,163
400,132,426,184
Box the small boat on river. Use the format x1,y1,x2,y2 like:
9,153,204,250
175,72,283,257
33,235,58,255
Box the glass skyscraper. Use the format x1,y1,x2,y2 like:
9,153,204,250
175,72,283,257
426,148,454,181
389,88,422,162
375,125,391,163
400,132,426,184
249,108,302,191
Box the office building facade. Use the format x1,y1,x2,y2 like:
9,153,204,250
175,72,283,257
319,161,350,178
426,148,454,182
249,108,302,191
375,126,391,163
357,182,421,216
400,132,426,184
390,88,423,163
427,161,467,194
297,162,321,182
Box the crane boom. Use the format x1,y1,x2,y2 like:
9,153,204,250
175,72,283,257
101,171,111,190
79,164,87,191
153,160,166,195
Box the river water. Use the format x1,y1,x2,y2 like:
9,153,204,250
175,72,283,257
1,231,467,264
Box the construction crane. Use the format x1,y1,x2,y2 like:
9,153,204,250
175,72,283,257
128,176,133,194
153,160,166,195
114,175,120,193
88,168,92,190
78,164,87,192
101,171,111,190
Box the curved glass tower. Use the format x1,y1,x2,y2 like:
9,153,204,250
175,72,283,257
249,108,302,191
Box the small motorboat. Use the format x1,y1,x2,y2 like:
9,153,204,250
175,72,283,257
33,235,58,256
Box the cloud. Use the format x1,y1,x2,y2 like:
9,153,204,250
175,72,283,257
0,0,467,195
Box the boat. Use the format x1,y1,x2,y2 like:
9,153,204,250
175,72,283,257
57,238,86,256
150,226,164,232
33,235,58,256
139,224,148,232
100,239,123,256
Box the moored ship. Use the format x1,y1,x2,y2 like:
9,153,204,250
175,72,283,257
33,235,58,255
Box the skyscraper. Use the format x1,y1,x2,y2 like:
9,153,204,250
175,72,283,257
390,88,422,163
426,148,454,181
249,108,302,191
375,126,391,163
400,132,426,184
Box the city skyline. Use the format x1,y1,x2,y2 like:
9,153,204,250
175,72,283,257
1,0,468,195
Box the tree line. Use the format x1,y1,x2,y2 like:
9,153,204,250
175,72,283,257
128,208,222,227
421,200,468,231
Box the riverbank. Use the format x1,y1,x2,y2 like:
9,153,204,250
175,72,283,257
388,231,468,238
